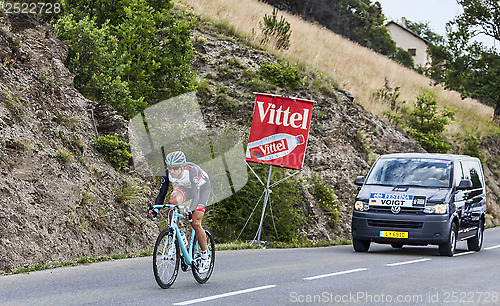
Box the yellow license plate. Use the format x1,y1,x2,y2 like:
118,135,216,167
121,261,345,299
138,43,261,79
380,231,408,238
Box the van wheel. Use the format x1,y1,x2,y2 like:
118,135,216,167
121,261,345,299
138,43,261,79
353,238,370,252
467,220,484,251
391,243,404,248
439,222,457,257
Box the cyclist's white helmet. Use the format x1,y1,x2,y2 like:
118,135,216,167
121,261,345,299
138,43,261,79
165,151,186,167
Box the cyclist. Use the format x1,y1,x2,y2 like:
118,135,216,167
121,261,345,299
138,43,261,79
148,151,212,273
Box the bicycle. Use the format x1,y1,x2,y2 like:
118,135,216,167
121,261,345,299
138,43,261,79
149,204,215,289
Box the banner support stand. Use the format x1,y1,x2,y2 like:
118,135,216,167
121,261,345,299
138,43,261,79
244,162,301,245
256,165,273,243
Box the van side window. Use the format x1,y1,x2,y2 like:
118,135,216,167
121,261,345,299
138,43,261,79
454,161,465,186
470,168,481,189
465,161,483,189
470,162,483,189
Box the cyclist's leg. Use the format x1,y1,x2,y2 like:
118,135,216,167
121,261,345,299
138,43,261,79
192,207,207,251
192,184,211,251
167,188,186,219
169,188,186,205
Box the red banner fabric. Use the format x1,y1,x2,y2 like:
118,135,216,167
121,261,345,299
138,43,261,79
245,93,314,170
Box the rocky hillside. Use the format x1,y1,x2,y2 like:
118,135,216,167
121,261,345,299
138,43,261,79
1,13,499,274
0,15,158,273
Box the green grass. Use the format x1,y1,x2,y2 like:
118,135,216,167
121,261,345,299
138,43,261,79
115,179,150,205
8,251,154,275
215,239,352,250
56,149,73,165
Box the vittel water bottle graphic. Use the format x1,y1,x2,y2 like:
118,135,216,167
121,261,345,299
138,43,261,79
246,133,305,161
180,231,188,248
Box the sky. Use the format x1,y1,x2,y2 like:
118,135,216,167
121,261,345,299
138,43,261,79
376,0,498,49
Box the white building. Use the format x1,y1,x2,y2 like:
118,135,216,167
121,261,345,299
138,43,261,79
386,18,430,67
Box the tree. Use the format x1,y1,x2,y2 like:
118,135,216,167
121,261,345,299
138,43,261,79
406,90,454,153
404,19,448,81
392,47,414,68
61,0,173,26
445,0,500,116
405,20,445,46
262,0,396,55
260,8,292,50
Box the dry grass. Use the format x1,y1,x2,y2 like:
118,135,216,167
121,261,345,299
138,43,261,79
177,0,499,138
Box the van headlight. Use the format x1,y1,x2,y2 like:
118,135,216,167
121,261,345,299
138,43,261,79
354,201,370,211
423,204,448,214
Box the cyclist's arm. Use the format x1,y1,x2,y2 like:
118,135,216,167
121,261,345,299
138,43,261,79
154,169,170,205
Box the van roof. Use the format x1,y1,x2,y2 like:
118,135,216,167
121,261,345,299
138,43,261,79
378,153,479,162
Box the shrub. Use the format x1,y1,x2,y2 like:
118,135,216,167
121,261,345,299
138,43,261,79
260,8,292,50
196,78,212,103
313,181,339,228
259,61,301,88
406,90,454,153
92,134,132,171
216,93,239,117
53,0,195,118
226,58,246,69
374,86,408,126
462,135,485,161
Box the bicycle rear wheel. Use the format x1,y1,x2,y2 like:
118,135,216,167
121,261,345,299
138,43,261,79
191,227,215,284
153,228,179,289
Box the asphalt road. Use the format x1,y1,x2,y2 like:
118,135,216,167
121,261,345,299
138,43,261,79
1,227,500,305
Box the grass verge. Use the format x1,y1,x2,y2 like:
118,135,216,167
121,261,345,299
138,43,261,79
5,240,352,275
8,251,153,275
215,239,352,250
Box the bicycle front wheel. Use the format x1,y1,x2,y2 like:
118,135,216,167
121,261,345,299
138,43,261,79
191,227,215,284
153,228,180,289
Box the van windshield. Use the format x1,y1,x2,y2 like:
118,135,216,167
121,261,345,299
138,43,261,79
365,158,452,188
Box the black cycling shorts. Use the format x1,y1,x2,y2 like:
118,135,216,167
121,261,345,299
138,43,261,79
173,182,211,208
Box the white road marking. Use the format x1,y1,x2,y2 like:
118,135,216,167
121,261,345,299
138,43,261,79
303,268,368,280
485,244,500,250
173,285,276,305
386,258,431,267
454,251,475,256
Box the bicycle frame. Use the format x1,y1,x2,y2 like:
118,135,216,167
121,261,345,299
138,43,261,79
153,204,196,265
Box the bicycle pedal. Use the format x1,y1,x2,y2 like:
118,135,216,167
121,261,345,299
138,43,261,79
180,257,190,271
181,263,191,272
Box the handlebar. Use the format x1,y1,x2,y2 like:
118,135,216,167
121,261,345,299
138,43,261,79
151,203,187,210
148,203,189,221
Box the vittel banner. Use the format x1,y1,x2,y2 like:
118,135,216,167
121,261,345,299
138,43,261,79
245,93,314,170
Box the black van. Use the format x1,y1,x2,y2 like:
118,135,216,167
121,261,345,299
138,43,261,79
351,153,486,256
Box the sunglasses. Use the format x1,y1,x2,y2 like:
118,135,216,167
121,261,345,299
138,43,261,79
168,166,182,171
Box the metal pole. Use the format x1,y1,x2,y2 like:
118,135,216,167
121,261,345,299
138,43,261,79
256,165,273,242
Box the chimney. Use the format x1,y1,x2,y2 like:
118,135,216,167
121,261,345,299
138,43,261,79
401,17,406,27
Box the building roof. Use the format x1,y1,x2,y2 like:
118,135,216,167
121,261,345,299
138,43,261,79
386,21,429,45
